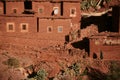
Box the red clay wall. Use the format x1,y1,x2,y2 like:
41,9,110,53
0,16,37,33
90,39,120,60
0,2,3,14
6,2,24,14
0,34,64,48
33,1,81,18
0,1,81,47
39,18,71,41
33,2,61,17
63,2,81,23
0,17,70,46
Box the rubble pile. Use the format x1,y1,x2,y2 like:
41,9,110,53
81,24,98,39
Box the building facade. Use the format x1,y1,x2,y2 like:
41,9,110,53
0,0,81,43
0,0,120,60
89,33,120,60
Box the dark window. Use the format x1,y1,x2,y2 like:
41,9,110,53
47,26,52,32
71,9,76,15
70,8,76,17
93,53,97,59
48,27,52,32
21,23,28,32
22,24,27,30
13,9,17,13
8,24,13,30
65,35,70,42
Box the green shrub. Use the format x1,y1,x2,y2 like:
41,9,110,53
34,69,48,80
3,57,20,68
81,0,90,10
71,63,80,76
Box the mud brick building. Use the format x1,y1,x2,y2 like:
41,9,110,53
89,5,120,60
0,0,81,45
0,0,120,60
89,32,120,60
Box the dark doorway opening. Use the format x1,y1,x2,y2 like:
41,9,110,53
71,37,89,56
93,53,97,59
65,35,70,42
23,1,34,14
24,1,32,10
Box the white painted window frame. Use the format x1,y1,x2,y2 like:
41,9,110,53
58,26,63,33
6,23,15,32
20,23,28,32
70,7,76,17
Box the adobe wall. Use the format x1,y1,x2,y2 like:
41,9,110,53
6,2,24,14
39,18,71,41
90,38,120,60
0,16,37,33
63,2,81,23
33,2,61,17
0,1,81,48
0,16,5,31
0,2,3,14
0,17,70,47
0,33,65,49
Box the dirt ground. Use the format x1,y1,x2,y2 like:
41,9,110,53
0,37,87,80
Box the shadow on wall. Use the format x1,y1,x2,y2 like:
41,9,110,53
71,37,89,55
81,14,112,32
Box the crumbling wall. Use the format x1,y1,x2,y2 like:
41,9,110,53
81,24,98,39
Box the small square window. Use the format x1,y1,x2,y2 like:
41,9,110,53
22,24,27,30
20,23,28,32
8,24,13,30
13,8,17,13
7,23,15,32
47,26,52,33
70,8,76,17
58,26,63,33
38,8,43,13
